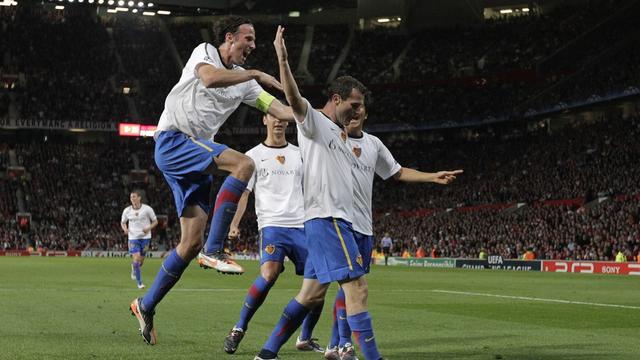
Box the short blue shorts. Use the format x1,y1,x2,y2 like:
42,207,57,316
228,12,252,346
353,231,374,274
303,217,366,284
128,238,151,256
260,226,309,276
155,131,228,217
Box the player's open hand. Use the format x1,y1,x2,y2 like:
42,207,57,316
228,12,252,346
273,25,288,62
255,71,283,91
432,169,463,185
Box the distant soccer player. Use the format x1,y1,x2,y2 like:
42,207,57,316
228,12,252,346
129,16,292,345
253,26,380,360
380,233,392,266
121,190,158,289
325,101,463,360
223,113,324,354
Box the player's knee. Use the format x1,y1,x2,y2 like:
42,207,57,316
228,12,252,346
344,278,369,302
297,289,326,307
260,269,279,283
235,155,255,180
307,295,325,309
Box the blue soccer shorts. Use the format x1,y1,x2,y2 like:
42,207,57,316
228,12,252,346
303,217,366,284
154,131,228,217
260,226,310,276
128,238,151,256
353,231,374,274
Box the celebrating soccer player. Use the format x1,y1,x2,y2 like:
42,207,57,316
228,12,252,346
253,26,380,360
325,100,463,360
129,16,292,345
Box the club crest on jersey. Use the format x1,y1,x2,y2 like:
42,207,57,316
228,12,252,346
276,155,285,164
352,146,362,158
340,131,347,142
264,244,276,255
356,254,363,267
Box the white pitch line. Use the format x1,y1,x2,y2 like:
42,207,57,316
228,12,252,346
0,287,637,310
431,289,640,310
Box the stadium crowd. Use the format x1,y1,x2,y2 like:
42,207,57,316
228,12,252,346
0,1,637,130
0,1,638,262
1,114,638,262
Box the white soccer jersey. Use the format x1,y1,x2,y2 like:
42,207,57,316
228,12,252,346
296,99,355,223
156,43,272,141
121,204,157,240
245,143,305,229
348,132,402,235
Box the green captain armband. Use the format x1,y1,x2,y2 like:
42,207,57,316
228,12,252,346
255,91,276,114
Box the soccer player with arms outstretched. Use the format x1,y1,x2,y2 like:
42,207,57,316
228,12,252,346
129,16,292,345
253,26,382,360
324,101,463,360
222,113,324,354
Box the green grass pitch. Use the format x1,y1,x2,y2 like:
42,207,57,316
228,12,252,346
0,257,638,359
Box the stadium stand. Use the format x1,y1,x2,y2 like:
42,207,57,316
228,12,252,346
0,0,638,263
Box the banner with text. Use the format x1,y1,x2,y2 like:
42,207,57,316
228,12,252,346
542,260,640,275
456,256,541,271
387,257,456,268
0,118,117,131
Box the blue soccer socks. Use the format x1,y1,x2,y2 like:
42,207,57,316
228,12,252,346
141,250,188,312
235,276,274,331
204,176,247,254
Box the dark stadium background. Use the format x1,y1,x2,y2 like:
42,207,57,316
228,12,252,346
0,0,638,265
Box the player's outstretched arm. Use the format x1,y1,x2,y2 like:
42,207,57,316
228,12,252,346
198,64,283,91
266,99,295,122
228,190,251,239
393,168,463,184
273,25,307,121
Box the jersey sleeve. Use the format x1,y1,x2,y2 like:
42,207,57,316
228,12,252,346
121,208,128,224
191,43,220,79
245,148,258,192
295,99,316,138
373,136,402,180
242,79,275,114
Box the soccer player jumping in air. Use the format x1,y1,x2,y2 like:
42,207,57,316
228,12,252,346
129,16,292,345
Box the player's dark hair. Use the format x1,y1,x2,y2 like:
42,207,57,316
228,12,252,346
325,76,369,102
213,16,253,46
130,189,143,197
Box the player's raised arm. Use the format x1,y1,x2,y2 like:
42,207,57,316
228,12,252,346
273,26,307,121
393,168,464,184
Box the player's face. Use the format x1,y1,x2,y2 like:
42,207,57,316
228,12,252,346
228,24,256,65
347,103,367,130
264,114,287,136
335,88,364,126
130,193,141,207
